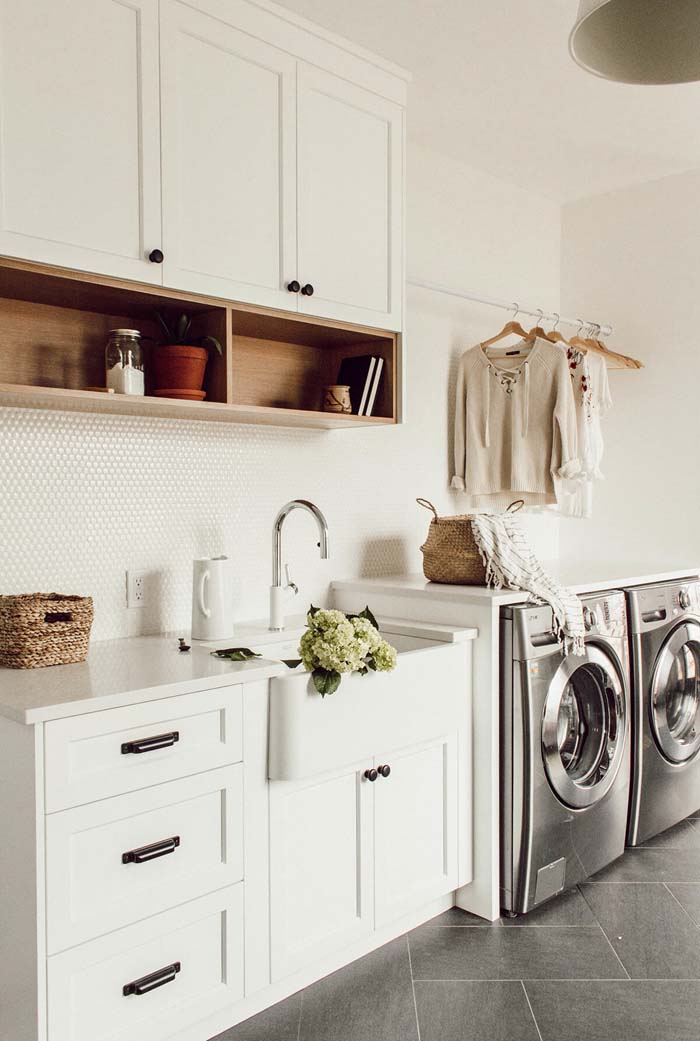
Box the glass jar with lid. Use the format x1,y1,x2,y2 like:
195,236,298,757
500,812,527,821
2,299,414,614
105,329,145,395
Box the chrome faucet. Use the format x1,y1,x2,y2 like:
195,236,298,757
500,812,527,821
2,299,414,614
270,500,330,630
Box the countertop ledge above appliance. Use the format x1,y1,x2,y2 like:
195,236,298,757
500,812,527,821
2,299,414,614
0,635,287,725
332,562,700,604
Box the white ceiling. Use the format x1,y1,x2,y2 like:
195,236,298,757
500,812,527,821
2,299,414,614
276,0,700,203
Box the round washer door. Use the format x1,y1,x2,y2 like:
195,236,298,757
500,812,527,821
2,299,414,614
650,621,700,764
542,645,627,810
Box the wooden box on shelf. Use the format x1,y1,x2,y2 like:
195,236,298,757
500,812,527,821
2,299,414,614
0,257,399,430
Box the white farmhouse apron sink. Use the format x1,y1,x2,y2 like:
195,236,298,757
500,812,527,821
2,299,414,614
257,620,474,781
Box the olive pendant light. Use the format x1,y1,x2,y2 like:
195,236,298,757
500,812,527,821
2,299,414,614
569,0,700,84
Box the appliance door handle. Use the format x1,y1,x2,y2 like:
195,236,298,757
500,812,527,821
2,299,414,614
122,835,180,864
198,570,211,618
121,731,180,755
123,961,181,996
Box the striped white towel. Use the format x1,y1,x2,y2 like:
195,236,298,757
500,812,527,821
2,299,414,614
471,512,585,656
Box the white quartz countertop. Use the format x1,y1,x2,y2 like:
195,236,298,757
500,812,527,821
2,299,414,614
332,562,700,605
0,615,477,726
0,634,287,725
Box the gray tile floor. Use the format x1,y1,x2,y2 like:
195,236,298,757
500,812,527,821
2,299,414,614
213,812,700,1041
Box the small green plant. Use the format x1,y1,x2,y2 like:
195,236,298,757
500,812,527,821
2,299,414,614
154,311,223,355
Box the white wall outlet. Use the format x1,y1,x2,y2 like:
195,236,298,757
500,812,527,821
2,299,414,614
126,570,147,609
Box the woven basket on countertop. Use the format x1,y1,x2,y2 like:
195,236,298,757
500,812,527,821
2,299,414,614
0,593,94,669
417,498,523,586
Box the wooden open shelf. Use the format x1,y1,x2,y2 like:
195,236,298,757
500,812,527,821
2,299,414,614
0,257,399,429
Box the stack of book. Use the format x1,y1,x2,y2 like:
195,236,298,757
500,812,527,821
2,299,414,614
336,355,385,416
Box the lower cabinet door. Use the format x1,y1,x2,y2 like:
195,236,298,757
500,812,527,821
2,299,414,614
46,765,243,953
47,885,244,1041
269,761,374,981
373,734,459,927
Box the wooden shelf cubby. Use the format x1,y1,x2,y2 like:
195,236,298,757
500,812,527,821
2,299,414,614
0,258,399,430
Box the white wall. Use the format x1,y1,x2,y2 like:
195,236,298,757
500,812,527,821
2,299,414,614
559,169,700,564
0,142,561,640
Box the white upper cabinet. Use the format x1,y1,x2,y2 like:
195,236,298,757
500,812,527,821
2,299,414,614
0,0,162,282
296,65,403,331
159,1,297,308
0,0,406,329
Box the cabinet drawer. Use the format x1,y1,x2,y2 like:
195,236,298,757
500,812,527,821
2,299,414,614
44,687,242,812
47,884,244,1041
46,765,243,954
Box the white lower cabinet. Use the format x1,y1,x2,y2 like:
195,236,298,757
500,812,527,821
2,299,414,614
44,687,242,812
47,885,244,1041
0,653,470,1041
46,765,244,953
374,735,459,926
269,760,374,981
269,732,462,980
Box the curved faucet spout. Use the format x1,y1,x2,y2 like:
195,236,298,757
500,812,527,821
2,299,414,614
272,499,330,589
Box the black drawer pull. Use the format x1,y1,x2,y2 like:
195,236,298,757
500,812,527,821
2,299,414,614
121,731,179,755
122,835,180,864
123,961,180,997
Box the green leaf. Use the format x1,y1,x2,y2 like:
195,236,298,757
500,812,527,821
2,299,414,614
175,313,191,344
154,310,173,345
365,655,377,671
307,604,321,619
210,646,262,662
282,658,303,669
312,668,341,697
358,606,379,630
198,335,223,356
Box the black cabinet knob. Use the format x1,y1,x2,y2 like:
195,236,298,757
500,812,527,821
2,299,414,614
287,280,300,293
301,283,314,296
148,248,164,264
377,764,391,778
364,768,378,782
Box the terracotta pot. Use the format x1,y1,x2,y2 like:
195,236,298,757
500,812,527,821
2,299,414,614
152,345,208,393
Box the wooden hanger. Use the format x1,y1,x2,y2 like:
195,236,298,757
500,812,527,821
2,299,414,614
590,333,644,370
527,308,552,342
580,323,644,370
567,319,590,353
545,313,570,346
480,304,535,358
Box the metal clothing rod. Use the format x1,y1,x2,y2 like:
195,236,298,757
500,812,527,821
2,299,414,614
407,278,613,338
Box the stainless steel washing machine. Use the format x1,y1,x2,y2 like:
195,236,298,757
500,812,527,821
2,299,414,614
626,579,700,846
500,590,631,915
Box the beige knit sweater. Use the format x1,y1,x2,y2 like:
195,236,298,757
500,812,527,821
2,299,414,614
451,338,580,510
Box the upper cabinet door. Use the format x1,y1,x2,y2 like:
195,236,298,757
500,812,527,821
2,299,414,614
0,0,162,282
160,1,297,308
296,64,403,331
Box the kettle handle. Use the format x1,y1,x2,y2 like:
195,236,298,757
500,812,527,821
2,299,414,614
198,570,211,618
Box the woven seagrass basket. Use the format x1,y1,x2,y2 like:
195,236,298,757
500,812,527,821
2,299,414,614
0,593,94,669
417,498,523,586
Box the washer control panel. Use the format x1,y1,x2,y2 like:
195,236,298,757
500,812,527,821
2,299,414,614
627,579,700,634
505,591,626,661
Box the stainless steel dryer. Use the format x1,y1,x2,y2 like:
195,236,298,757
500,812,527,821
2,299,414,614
500,591,630,915
626,579,700,846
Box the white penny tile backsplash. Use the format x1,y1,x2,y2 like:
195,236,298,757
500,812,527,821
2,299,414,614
0,306,452,639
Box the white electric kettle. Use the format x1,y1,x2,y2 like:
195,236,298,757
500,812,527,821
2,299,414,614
191,556,235,640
